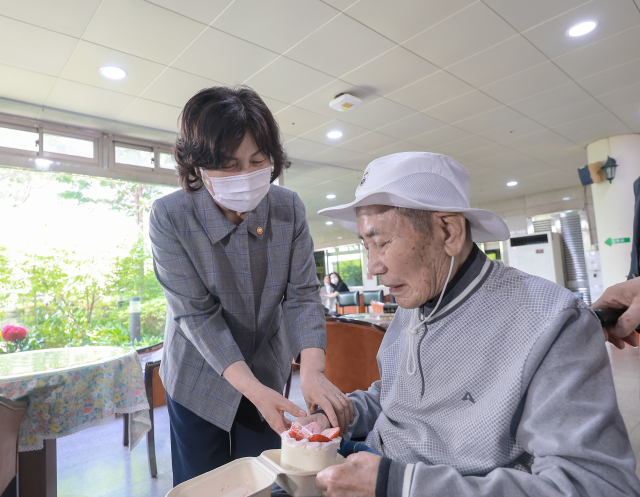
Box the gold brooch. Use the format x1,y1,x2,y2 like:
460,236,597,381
257,227,263,235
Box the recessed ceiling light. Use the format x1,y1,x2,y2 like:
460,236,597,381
326,131,343,139
35,158,53,169
567,21,597,37
100,66,127,80
562,197,570,201
507,181,518,187
326,194,336,199
337,236,342,239
326,221,334,225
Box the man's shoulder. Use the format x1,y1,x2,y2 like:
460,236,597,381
488,262,593,319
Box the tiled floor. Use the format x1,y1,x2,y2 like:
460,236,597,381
56,346,640,496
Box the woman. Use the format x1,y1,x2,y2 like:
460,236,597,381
320,275,337,311
149,86,352,486
329,272,349,293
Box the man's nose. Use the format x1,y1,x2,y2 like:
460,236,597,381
368,250,386,276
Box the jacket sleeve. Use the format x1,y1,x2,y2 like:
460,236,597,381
343,380,383,442
382,307,640,497
149,200,245,376
281,193,326,358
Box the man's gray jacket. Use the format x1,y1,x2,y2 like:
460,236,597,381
347,246,640,496
149,185,325,431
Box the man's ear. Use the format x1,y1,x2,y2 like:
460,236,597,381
437,212,467,257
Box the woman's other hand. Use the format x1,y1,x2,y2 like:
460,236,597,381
295,412,332,432
299,348,354,435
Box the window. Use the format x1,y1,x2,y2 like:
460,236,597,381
158,152,177,170
327,244,363,287
115,144,154,168
43,133,94,158
0,126,38,152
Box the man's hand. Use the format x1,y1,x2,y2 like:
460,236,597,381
593,278,640,349
316,452,380,497
299,348,354,434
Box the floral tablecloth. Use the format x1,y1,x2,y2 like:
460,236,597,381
0,346,151,452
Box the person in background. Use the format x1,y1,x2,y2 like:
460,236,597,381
320,275,337,311
329,272,349,293
149,85,352,487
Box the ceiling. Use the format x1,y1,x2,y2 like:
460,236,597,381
0,0,639,242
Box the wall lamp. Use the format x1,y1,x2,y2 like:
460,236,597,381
601,156,618,183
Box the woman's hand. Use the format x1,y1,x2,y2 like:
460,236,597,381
295,412,332,432
223,361,306,434
299,348,354,435
249,386,307,434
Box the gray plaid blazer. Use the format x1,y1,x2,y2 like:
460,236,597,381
149,185,326,431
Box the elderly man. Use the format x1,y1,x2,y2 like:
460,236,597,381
303,153,640,497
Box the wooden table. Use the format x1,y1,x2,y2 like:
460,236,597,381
340,313,395,329
0,346,150,497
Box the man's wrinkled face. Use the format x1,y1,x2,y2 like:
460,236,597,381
358,206,447,309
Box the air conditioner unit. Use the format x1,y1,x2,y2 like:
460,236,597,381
507,231,565,286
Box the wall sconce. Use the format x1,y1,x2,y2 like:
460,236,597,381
601,156,618,183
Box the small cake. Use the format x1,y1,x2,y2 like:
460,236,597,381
280,421,342,472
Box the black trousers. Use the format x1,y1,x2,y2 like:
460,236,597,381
166,392,281,487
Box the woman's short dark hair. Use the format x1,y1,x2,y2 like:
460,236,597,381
175,85,290,193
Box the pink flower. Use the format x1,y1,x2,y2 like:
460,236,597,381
133,389,143,396
81,406,93,415
1,325,28,342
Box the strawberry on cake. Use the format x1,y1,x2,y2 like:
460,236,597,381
280,421,341,472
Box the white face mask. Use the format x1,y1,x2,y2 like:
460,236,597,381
201,167,271,213
330,277,339,285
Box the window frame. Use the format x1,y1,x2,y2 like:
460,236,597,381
0,121,40,157
41,126,100,165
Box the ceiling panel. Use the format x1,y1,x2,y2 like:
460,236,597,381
213,0,337,54
408,125,471,149
551,112,631,146
0,64,57,105
312,146,361,165
386,70,474,111
482,0,590,33
335,97,415,130
274,105,333,136
532,98,609,128
299,119,369,146
173,27,278,84
478,118,547,144
403,2,517,68
446,35,548,88
244,56,334,104
60,41,167,96
284,137,332,161
376,112,446,140
454,106,526,134
117,98,182,132
553,25,640,80
83,0,205,65
44,79,136,120
343,0,475,44
479,61,573,104
285,14,395,77
594,84,640,110
341,46,439,97
339,131,398,154
0,15,78,76
146,0,233,25
577,57,640,96
371,140,425,156
610,103,640,133
140,68,219,108
0,0,101,37
509,83,592,117
521,0,640,60
423,90,501,124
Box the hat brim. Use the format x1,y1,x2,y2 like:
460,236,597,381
318,191,510,243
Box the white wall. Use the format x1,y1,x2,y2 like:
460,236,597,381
587,134,640,289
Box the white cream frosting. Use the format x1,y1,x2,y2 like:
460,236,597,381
280,431,342,472
280,432,342,451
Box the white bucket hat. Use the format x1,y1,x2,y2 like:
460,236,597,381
318,152,510,243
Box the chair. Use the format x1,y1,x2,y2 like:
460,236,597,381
123,342,165,478
336,291,361,314
324,318,385,393
362,290,384,312
0,395,28,496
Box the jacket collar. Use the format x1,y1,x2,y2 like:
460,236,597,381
193,187,270,245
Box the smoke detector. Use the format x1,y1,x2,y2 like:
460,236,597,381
329,93,362,112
